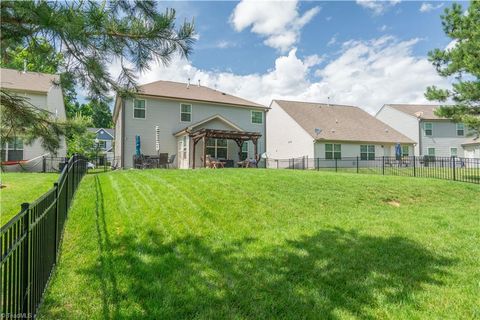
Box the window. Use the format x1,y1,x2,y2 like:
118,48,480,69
206,138,227,159
98,140,107,149
360,145,375,160
251,110,263,124
424,122,433,136
456,123,465,136
1,138,24,161
427,148,435,156
240,142,249,160
450,148,458,157
402,145,409,157
180,104,192,122
325,144,341,159
133,99,146,119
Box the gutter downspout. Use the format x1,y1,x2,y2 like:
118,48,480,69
418,119,422,156
121,99,126,168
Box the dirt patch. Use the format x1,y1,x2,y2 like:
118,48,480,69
385,200,400,207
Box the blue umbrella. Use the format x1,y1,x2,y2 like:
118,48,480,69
395,143,402,160
135,135,141,156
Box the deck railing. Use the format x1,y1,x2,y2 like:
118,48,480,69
1,154,87,318
264,156,480,184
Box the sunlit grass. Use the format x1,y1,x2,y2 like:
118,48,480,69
40,169,480,319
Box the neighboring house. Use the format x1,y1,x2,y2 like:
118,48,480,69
462,137,480,159
113,80,268,168
267,100,415,161
87,127,114,160
376,104,478,158
0,68,67,170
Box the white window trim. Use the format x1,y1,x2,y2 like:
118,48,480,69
325,143,341,160
133,99,146,120
401,145,409,157
424,122,433,136
450,147,458,157
206,138,228,159
180,103,192,123
251,110,263,124
456,123,465,136
427,147,435,156
360,144,375,160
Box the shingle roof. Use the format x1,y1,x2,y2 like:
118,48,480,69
137,80,266,109
385,104,442,120
87,127,114,137
462,136,480,146
274,100,415,144
0,68,59,93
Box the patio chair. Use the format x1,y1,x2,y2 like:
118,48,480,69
212,157,226,168
166,154,176,168
158,153,169,168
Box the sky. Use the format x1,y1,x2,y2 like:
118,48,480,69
108,0,468,114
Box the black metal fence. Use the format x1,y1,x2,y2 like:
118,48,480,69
0,154,88,318
265,156,480,184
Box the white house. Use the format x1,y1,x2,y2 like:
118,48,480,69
1,68,67,171
376,104,479,158
267,100,415,163
113,80,268,168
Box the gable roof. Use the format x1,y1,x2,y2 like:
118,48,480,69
0,68,59,93
174,114,243,136
462,136,480,146
384,104,443,120
274,100,415,144
87,127,114,138
137,80,266,109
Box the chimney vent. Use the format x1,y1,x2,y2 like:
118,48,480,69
23,60,27,73
187,78,190,88
198,79,201,87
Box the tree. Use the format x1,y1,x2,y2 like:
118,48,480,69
64,114,96,158
1,1,195,152
425,1,480,134
91,100,114,128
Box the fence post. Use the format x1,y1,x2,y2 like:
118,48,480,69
452,156,456,181
382,156,385,175
335,158,338,172
42,156,46,173
356,156,359,173
302,156,305,170
413,156,416,177
316,158,319,171
21,202,31,314
53,182,59,261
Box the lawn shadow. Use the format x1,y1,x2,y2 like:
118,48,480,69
77,215,454,320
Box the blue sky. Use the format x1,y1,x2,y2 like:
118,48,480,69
112,0,468,113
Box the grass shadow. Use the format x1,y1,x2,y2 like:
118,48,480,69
80,223,453,319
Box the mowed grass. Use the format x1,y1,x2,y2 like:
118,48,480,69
39,169,480,319
0,172,58,225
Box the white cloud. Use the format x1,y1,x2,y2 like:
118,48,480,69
327,35,337,46
419,2,444,12
111,36,448,114
230,0,320,51
379,25,388,32
216,40,236,49
356,0,401,15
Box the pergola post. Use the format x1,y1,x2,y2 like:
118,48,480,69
202,136,207,168
252,138,258,165
192,138,196,169
234,139,244,161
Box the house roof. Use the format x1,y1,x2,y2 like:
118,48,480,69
0,68,59,93
274,100,415,144
462,136,480,146
136,80,267,109
385,104,443,120
87,127,114,137
174,114,243,136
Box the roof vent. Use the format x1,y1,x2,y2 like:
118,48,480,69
385,128,389,133
331,128,335,133
198,79,201,87
23,59,27,73
221,92,226,95
335,119,338,124
187,78,190,89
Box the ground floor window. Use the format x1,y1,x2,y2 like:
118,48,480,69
402,145,409,157
1,138,24,161
206,138,227,159
450,148,457,157
325,144,341,159
427,148,435,156
360,145,375,160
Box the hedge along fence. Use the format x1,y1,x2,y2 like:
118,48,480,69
1,154,87,318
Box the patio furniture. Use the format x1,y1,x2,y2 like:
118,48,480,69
166,154,176,168
212,157,226,168
159,153,169,168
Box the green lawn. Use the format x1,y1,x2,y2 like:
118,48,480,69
0,172,58,225
39,169,480,319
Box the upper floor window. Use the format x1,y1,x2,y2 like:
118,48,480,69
402,145,409,157
424,122,433,136
456,123,465,136
98,140,107,149
325,143,341,160
360,145,375,160
180,104,192,122
251,110,263,124
133,99,146,119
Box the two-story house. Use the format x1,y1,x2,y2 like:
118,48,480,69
376,104,477,157
87,127,114,161
113,80,268,168
266,100,415,161
1,68,67,170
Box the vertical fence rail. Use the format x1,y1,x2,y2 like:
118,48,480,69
265,156,480,184
0,154,87,318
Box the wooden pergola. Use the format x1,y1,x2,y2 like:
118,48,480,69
189,128,262,168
